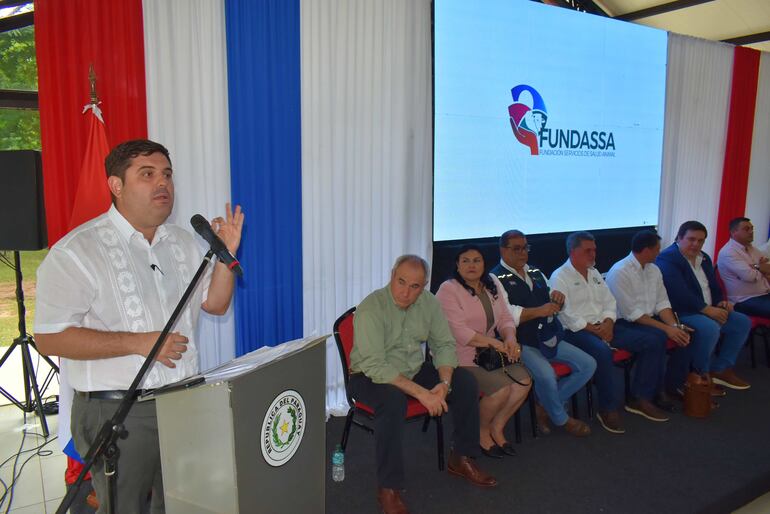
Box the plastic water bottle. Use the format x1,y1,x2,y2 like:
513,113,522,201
332,444,345,482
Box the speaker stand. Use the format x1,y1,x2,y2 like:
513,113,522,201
0,251,59,437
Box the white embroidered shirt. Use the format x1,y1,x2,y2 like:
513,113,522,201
34,205,212,391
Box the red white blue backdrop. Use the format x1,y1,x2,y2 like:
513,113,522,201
32,1,770,454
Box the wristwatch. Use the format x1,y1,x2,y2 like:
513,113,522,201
753,264,760,270
441,380,452,394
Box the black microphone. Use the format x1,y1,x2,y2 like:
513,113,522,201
150,264,164,275
190,214,244,277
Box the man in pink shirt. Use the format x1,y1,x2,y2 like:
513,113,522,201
717,217,770,318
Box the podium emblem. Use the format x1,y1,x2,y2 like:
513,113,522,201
261,389,306,467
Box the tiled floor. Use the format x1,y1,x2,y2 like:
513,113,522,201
0,404,66,514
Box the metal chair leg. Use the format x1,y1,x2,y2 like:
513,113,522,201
624,364,632,405
421,414,431,433
514,410,522,444
528,392,538,439
748,329,757,368
340,408,355,451
586,382,594,419
435,416,445,471
572,394,580,420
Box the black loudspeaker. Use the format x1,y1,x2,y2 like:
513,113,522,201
0,150,47,250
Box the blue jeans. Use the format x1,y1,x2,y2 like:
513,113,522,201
668,311,752,390
564,322,666,411
520,342,596,426
735,294,770,318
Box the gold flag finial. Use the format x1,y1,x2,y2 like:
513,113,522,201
89,64,99,104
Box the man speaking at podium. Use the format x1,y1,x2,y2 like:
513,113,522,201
34,139,244,514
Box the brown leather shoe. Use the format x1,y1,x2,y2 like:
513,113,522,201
561,416,591,437
711,368,751,390
377,487,409,514
625,399,669,422
597,410,625,434
535,403,552,435
447,451,498,487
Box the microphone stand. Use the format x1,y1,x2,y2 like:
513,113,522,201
55,249,216,514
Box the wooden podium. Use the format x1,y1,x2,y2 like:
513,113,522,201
152,336,327,513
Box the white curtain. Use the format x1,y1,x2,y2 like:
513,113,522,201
143,0,235,370
300,0,434,415
658,33,734,256
745,52,770,243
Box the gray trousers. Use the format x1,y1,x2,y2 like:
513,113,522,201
71,394,164,514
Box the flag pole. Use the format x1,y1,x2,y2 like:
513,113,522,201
89,63,98,104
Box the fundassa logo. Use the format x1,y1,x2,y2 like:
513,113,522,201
508,84,616,157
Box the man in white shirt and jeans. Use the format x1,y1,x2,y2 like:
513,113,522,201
34,139,244,513
606,230,693,413
551,231,669,435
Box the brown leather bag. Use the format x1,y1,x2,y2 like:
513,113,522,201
683,372,712,418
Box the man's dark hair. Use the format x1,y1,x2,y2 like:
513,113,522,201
728,217,751,233
499,229,526,249
676,220,707,240
566,231,595,254
105,139,171,180
631,230,661,254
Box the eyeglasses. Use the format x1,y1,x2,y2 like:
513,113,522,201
503,245,531,254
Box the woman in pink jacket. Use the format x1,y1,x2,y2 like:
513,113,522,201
436,245,531,458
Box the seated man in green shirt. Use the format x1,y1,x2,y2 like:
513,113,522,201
350,255,497,514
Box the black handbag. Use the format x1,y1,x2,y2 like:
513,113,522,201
474,346,511,371
474,347,532,387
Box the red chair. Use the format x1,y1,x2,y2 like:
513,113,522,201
333,306,445,470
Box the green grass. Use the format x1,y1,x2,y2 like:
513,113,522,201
0,250,47,282
0,250,48,347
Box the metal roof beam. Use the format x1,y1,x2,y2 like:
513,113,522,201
540,0,608,16
615,0,714,21
0,90,38,109
722,31,770,45
0,1,32,8
0,11,33,32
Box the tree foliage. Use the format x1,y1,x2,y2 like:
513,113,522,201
0,109,39,150
0,26,37,90
0,25,40,151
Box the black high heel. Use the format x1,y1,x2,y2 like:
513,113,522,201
479,444,505,459
491,436,517,456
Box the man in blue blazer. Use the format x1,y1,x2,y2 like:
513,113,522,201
656,221,751,396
